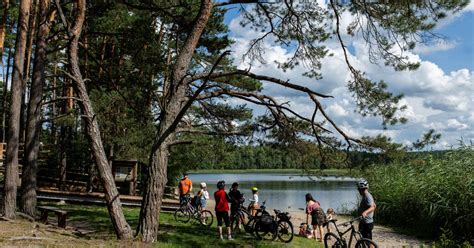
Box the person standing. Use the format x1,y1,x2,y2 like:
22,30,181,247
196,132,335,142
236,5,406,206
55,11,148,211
305,193,325,242
229,182,244,229
248,187,259,216
357,180,376,240
198,182,210,210
178,172,192,205
214,180,233,240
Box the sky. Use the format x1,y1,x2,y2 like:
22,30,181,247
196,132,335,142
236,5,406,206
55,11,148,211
223,1,474,150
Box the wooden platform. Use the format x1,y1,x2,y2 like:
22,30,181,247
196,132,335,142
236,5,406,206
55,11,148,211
36,188,179,211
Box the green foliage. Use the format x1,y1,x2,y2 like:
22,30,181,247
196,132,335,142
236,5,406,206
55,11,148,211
366,146,474,243
412,129,442,150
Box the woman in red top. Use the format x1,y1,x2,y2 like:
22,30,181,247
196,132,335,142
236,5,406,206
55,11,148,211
214,181,232,240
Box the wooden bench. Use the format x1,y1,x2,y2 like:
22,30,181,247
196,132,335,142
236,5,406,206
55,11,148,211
37,206,68,228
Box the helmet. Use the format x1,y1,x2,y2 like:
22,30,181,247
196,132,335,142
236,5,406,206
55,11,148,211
232,182,239,188
357,180,369,189
200,182,207,188
251,187,258,192
217,181,225,189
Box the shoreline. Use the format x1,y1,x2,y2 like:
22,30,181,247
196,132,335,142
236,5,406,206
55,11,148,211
190,168,352,176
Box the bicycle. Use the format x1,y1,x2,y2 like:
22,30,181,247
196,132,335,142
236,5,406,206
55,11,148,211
230,200,270,238
323,216,378,248
174,195,214,227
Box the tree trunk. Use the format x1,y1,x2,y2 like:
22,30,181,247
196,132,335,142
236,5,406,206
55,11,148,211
20,0,52,217
66,0,132,239
20,0,38,144
138,143,170,242
0,0,9,60
2,47,12,142
2,0,31,219
138,0,213,242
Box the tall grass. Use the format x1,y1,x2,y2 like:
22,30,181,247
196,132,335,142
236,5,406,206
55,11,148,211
366,146,473,242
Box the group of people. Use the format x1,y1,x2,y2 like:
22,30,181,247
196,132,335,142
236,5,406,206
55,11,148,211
178,172,376,242
178,173,259,240
301,179,376,242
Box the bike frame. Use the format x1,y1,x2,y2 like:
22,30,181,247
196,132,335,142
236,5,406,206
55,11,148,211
331,218,362,247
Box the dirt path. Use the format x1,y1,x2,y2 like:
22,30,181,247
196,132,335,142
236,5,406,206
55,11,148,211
206,199,429,247
285,209,429,248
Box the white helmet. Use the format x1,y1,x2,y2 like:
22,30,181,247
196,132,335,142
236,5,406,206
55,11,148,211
200,182,207,188
357,180,369,189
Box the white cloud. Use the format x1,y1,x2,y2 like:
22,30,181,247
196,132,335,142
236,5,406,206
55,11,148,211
227,6,474,150
413,40,458,55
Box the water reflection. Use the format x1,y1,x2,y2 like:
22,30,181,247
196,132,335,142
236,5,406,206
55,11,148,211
189,173,359,213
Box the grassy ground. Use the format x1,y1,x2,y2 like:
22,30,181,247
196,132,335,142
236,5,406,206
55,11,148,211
190,168,352,177
0,203,325,248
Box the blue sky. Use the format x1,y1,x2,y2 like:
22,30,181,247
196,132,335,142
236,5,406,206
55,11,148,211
223,2,474,149
421,11,474,72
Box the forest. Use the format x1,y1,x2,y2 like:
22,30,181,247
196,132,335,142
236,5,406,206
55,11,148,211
0,0,471,245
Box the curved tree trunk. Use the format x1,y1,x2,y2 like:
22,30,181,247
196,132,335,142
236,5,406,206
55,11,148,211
20,0,52,217
66,0,132,239
137,0,213,242
2,0,31,219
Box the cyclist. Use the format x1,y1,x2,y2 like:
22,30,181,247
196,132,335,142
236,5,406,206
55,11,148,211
214,180,233,240
229,182,244,229
357,180,376,240
178,172,192,205
248,187,259,216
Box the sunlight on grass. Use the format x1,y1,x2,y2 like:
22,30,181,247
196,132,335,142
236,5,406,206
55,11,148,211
47,203,323,247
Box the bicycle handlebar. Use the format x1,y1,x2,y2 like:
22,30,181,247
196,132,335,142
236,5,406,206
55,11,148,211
336,216,363,227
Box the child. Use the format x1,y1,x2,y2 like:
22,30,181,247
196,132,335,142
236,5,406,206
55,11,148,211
326,208,335,233
197,182,209,210
248,187,259,216
299,223,314,238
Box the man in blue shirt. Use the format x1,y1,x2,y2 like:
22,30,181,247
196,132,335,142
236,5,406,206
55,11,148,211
357,180,376,240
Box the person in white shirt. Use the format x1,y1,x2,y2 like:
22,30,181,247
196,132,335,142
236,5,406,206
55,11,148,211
197,182,210,210
248,187,259,216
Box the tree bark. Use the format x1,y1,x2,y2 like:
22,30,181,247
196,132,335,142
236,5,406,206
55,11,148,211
138,0,213,242
20,0,52,217
2,0,32,219
20,0,38,143
66,0,132,239
0,0,9,60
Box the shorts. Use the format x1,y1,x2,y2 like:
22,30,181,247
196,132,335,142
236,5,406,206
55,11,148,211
311,208,326,225
359,222,374,239
216,211,230,227
200,199,207,209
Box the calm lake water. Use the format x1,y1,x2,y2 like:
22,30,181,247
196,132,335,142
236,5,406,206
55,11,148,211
189,173,360,213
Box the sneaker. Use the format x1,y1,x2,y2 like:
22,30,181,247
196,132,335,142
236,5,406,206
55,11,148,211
220,235,224,240
228,236,234,240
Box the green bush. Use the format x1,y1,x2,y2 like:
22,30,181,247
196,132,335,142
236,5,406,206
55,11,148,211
366,146,473,243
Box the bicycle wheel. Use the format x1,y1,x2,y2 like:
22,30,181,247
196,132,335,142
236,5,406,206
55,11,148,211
324,232,345,248
277,220,294,243
355,238,378,248
174,207,190,223
199,210,213,227
245,217,257,235
254,219,277,241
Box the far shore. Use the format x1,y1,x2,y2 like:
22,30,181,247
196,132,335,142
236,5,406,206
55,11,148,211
189,168,353,176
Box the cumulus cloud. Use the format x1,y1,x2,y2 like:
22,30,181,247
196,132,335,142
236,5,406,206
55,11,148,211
226,6,473,149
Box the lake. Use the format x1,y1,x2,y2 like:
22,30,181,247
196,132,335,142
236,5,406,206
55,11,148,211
189,173,360,213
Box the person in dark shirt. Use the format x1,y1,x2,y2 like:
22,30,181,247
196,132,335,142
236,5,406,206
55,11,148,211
214,180,232,240
229,182,244,230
